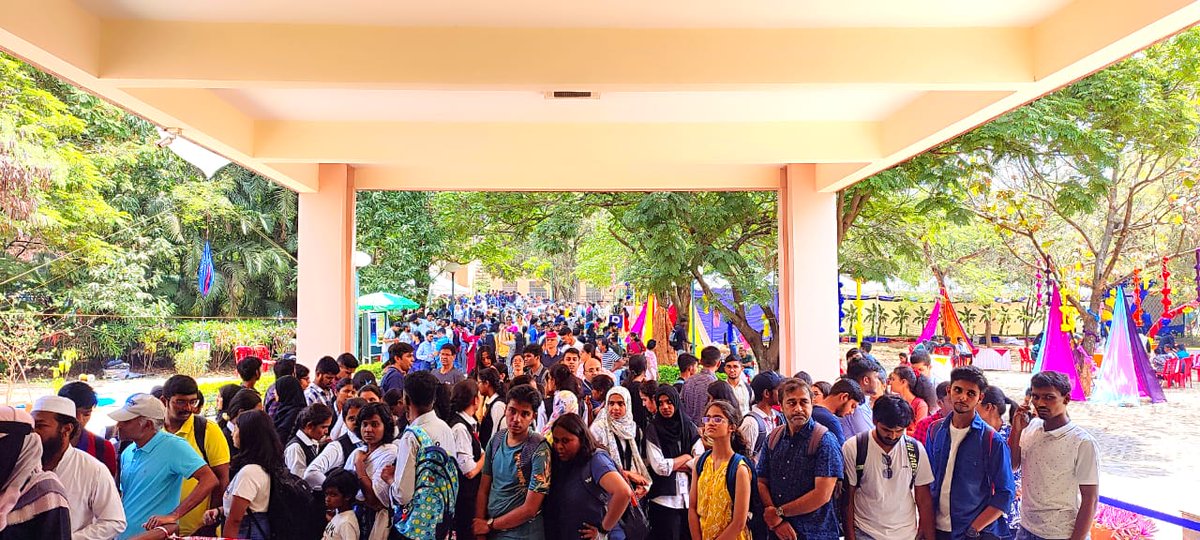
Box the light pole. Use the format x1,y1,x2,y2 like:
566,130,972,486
352,250,373,360
445,262,461,312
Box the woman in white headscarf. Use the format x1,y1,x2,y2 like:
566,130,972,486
589,386,651,499
0,406,70,540
541,390,579,437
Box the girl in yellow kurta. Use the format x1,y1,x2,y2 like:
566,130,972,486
688,400,752,540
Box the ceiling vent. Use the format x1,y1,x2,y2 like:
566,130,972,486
546,91,598,99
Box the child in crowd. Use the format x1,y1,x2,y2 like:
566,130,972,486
322,469,361,540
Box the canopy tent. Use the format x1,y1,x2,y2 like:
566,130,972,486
690,288,778,349
1034,283,1086,401
1091,285,1167,405
915,291,978,353
357,292,420,311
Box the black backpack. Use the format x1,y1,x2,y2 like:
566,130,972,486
851,431,920,490
247,466,324,540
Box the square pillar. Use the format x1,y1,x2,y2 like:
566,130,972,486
296,164,356,366
777,164,840,380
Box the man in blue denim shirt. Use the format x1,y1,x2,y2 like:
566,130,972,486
926,366,1014,540
757,378,843,540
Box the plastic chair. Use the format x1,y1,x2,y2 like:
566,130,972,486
1161,357,1182,388
233,346,254,363
1019,348,1034,372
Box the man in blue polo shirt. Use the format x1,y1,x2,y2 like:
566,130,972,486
111,393,218,540
757,378,843,540
927,366,1014,540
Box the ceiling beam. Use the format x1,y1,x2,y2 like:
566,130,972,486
99,22,1033,90
350,163,783,192
251,120,882,166
0,1,320,193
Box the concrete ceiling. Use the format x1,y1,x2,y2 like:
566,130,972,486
3,0,1199,193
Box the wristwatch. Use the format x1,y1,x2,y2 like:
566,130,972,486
965,527,981,538
486,518,495,532
773,506,785,519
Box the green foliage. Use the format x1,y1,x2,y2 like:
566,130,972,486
173,348,210,378
658,365,680,385
356,191,445,301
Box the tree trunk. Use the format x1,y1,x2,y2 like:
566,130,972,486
983,318,994,347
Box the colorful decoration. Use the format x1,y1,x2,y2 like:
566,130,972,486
1091,285,1167,405
1034,282,1086,401
197,239,214,297
1131,268,1144,326
687,301,713,356
854,279,864,347
915,290,978,354
837,278,846,333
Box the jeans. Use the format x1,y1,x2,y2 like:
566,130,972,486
854,527,881,540
1015,527,1066,540
937,531,1002,540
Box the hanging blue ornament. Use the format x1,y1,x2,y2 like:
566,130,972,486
198,240,215,297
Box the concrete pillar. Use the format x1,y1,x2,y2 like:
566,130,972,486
777,164,840,380
296,164,356,366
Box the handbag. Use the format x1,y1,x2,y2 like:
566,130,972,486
585,451,650,540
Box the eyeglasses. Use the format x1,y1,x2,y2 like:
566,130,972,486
881,453,893,479
701,416,728,425
170,398,201,408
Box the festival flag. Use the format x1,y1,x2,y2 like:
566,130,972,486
197,240,215,297
644,295,657,344
688,302,712,356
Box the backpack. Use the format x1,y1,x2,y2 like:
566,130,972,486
695,450,759,531
487,428,545,490
851,431,920,490
743,409,784,462
192,415,210,463
748,423,832,537
248,465,324,540
393,426,459,540
582,451,649,540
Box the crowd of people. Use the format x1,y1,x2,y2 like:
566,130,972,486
0,293,1101,540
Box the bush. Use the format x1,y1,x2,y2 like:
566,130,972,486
658,365,680,384
174,348,210,378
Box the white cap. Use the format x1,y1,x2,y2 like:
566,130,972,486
31,396,77,418
108,393,166,422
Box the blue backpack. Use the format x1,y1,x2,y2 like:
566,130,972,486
393,426,459,540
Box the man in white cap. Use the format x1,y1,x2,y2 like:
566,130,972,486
109,393,218,540
32,395,127,540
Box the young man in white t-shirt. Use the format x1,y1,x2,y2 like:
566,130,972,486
1010,371,1099,540
843,394,936,540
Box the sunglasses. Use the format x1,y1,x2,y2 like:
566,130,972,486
701,416,728,425
881,453,893,479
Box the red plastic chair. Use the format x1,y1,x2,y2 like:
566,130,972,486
1183,356,1195,388
234,346,254,363
1019,348,1034,372
1161,357,1183,388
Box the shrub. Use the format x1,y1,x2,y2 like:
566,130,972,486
658,365,680,384
174,348,210,378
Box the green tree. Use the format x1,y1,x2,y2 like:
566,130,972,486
356,191,445,301
889,301,912,337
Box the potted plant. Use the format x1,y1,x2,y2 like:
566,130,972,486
1092,502,1156,540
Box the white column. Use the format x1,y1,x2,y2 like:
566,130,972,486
777,164,840,380
296,164,356,366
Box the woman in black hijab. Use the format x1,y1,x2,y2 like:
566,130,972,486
270,375,306,441
641,385,700,540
